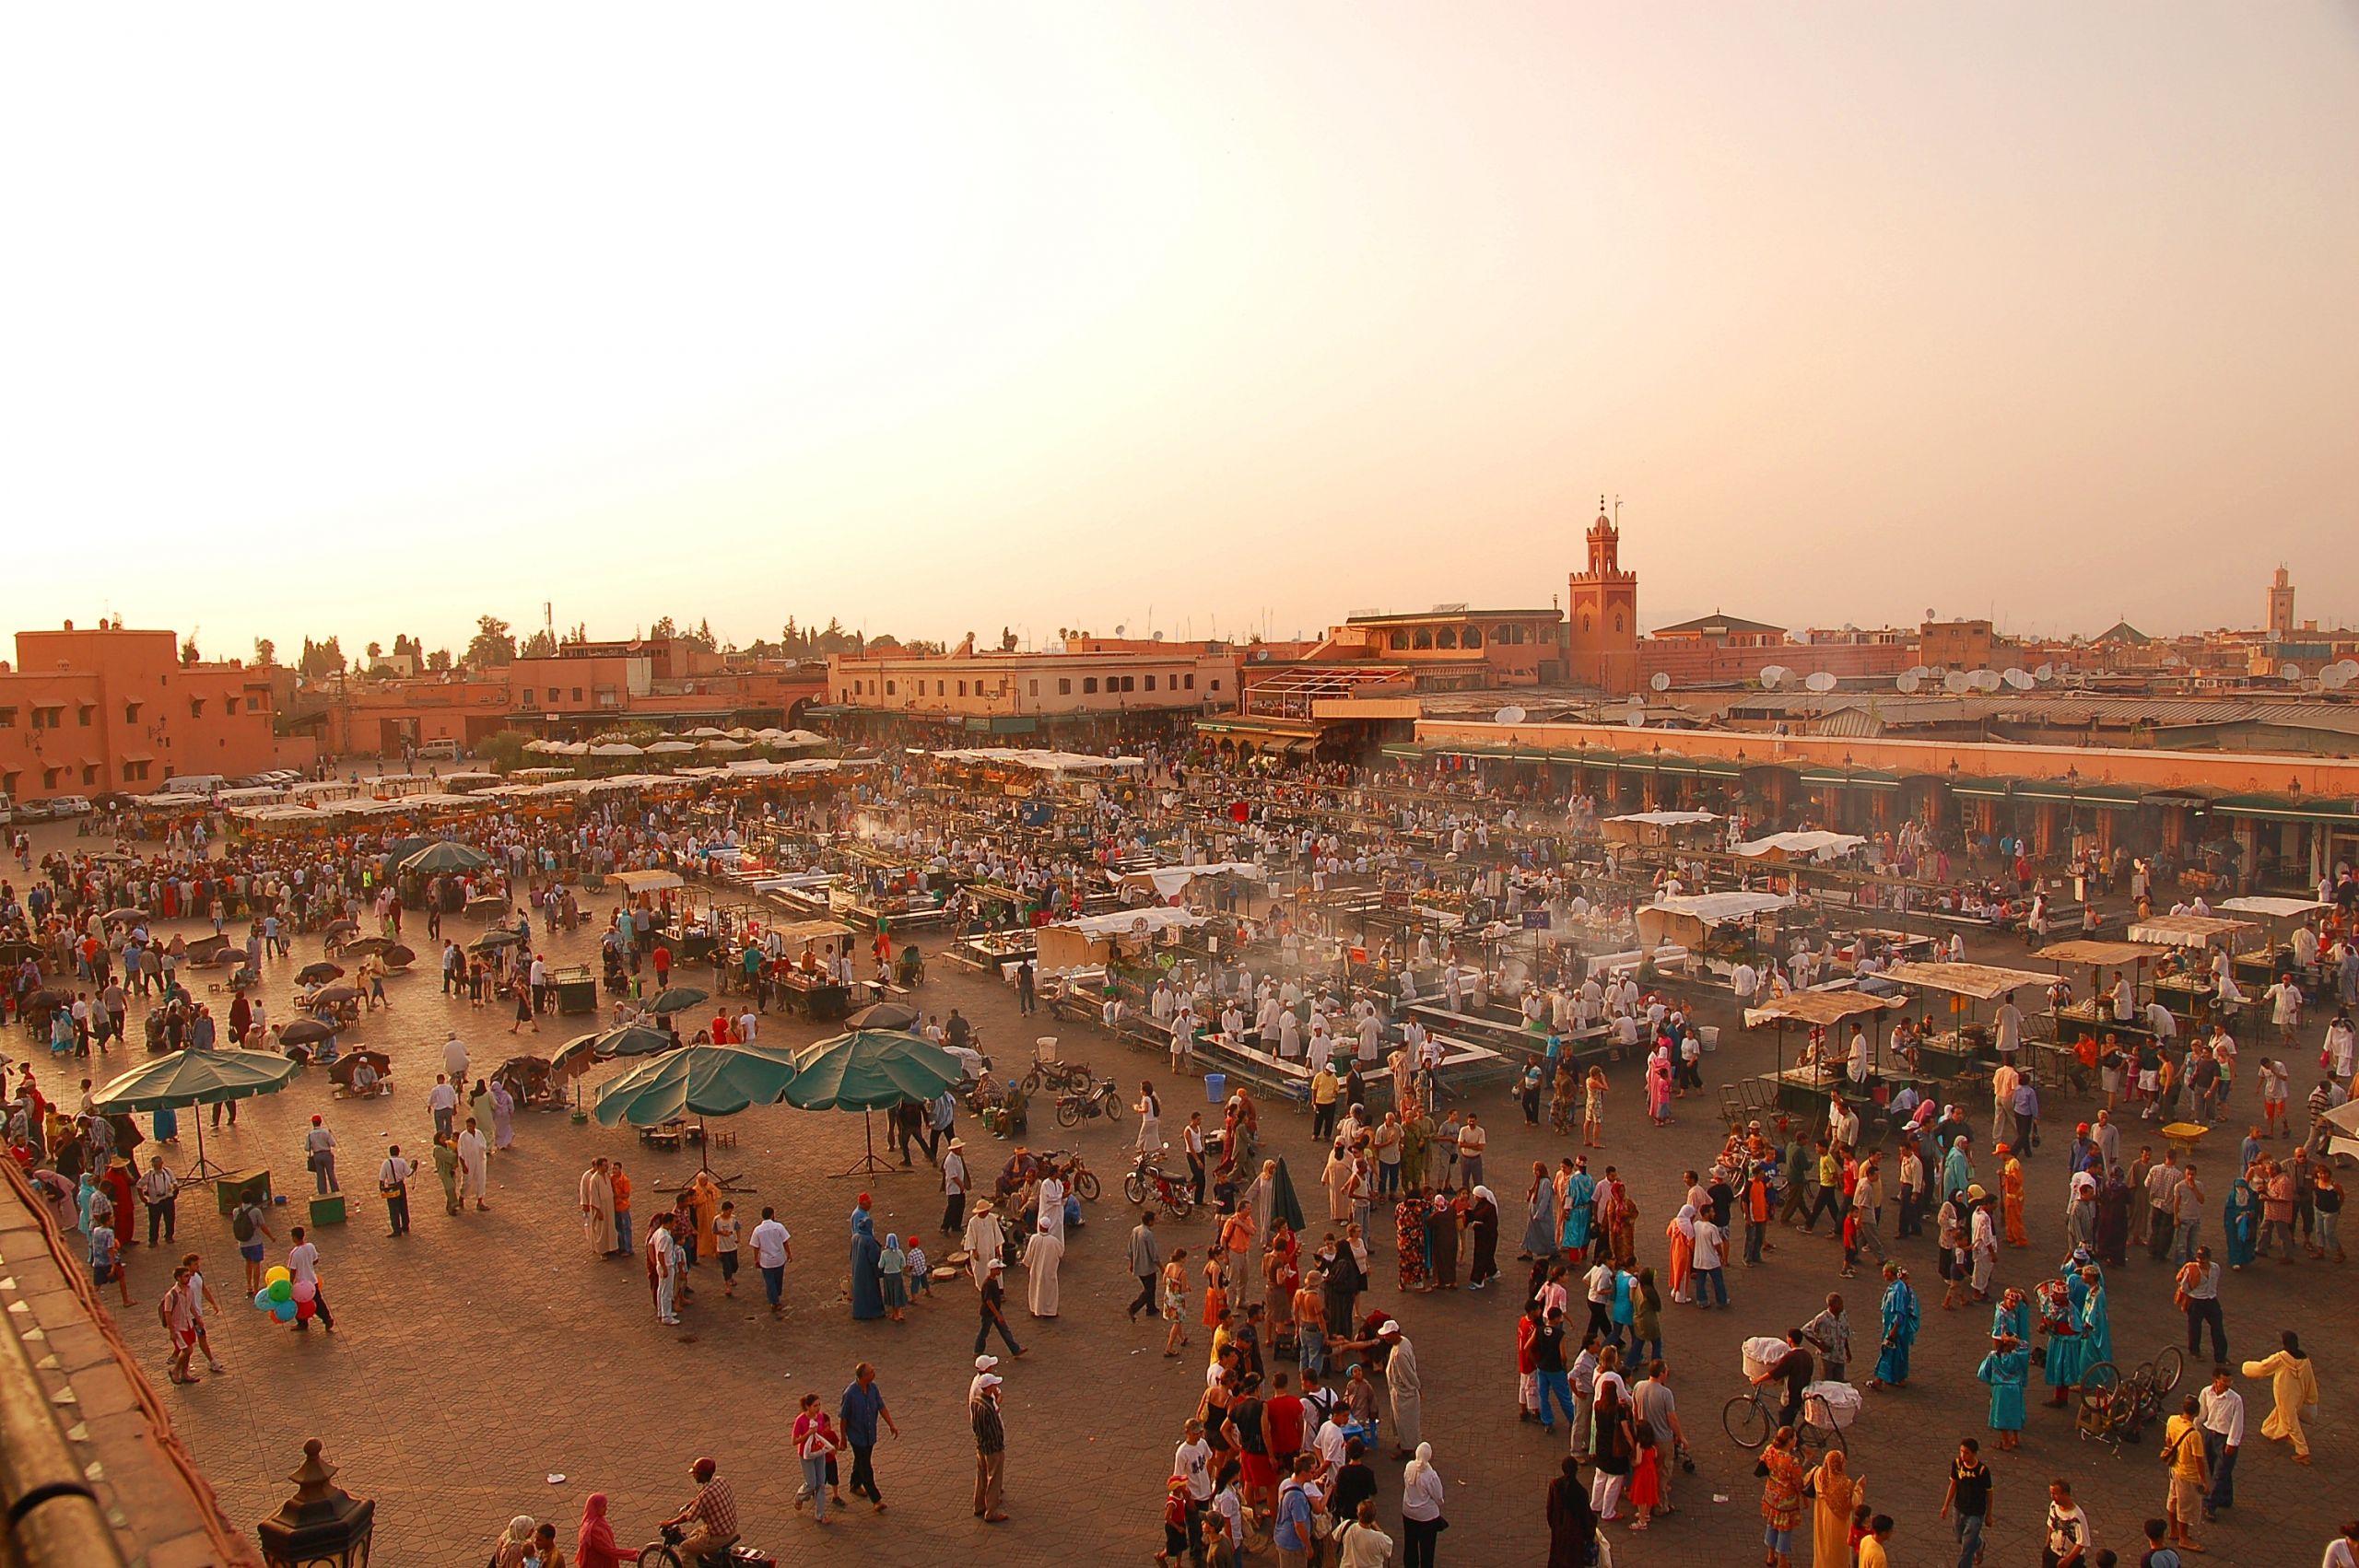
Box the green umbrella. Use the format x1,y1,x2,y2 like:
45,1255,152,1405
784,1030,965,1178
402,840,493,875
92,1047,298,1182
1267,1156,1308,1235
593,1042,803,1127
783,1030,964,1111
646,985,709,1016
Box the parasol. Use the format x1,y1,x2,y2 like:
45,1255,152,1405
103,907,149,926
341,936,398,958
1266,1156,1309,1234
296,961,345,986
592,1040,803,1183
309,983,362,1005
783,1029,965,1177
328,1050,392,1088
846,1000,921,1032
278,1018,339,1047
468,929,522,953
401,840,493,875
92,1047,297,1180
645,985,709,1016
552,1024,677,1076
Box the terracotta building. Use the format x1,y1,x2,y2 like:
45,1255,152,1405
0,621,276,803
1567,500,1640,692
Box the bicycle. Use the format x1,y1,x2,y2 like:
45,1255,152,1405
1722,1386,1846,1457
2073,1347,2183,1452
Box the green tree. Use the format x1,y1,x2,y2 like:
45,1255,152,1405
687,617,718,651
519,628,557,659
366,640,382,659
466,615,516,668
252,637,276,666
472,728,534,773
426,648,453,673
1000,626,1019,651
179,633,200,665
649,615,678,642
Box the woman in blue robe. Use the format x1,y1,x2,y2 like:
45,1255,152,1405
2041,1277,2084,1401
1520,1162,1557,1258
1558,1164,1595,1256
2074,1266,2112,1372
1868,1262,1919,1388
1977,1336,2029,1445
1990,1286,2033,1346
2222,1177,2259,1270
849,1201,886,1320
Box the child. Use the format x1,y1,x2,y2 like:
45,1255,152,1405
1840,1204,1861,1280
1156,1475,1191,1568
1847,1503,1872,1559
904,1240,932,1298
1344,1363,1379,1433
1162,1247,1191,1356
880,1233,909,1321
712,1201,740,1296
1583,1066,1608,1148
1624,1425,1660,1530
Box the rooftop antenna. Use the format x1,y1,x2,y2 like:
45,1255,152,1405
1614,495,1622,526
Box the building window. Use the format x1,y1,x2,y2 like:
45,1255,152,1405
886,681,897,696
189,699,205,719
1462,626,1483,649
1144,674,1157,691
1210,679,1221,691
245,696,263,711
77,705,94,726
1028,680,1039,696
957,681,968,696
122,760,151,783
81,765,98,785
1614,614,1625,632
0,708,14,728
1582,614,1593,633
1058,678,1072,696
1184,674,1195,690
1389,631,1409,651
936,681,945,696
571,687,584,702
521,688,535,705
1413,629,1433,649
1083,677,1098,695
42,768,61,790
1436,628,1457,649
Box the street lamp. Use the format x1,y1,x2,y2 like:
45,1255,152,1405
257,1440,375,1568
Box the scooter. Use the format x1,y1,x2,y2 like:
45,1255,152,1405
637,1520,777,1568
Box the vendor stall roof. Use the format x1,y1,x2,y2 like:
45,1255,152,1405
1646,890,1793,922
2125,913,2259,948
1743,990,1904,1027
1603,810,1720,826
2038,939,2169,967
1879,959,2054,1000
2215,895,2330,919
1731,830,1869,861
1113,861,1264,899
770,919,857,945
610,868,686,894
1054,906,1210,939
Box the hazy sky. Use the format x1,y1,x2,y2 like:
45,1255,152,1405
5,5,2353,661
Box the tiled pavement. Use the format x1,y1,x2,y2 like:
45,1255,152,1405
47,888,2351,1566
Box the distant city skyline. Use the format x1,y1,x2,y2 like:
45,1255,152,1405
5,5,2353,660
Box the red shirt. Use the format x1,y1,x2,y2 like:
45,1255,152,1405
1265,1393,1305,1457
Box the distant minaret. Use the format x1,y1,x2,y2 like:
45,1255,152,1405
2267,567,2295,638
1567,494,1639,693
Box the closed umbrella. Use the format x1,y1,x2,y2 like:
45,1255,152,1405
92,1047,297,1180
783,1029,965,1177
342,936,398,957
1267,1156,1309,1234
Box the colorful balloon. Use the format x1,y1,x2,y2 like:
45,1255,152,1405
271,1300,297,1322
264,1266,291,1287
266,1280,292,1304
291,1280,316,1304
252,1289,273,1311
294,1297,316,1321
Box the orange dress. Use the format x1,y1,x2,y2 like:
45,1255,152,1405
2001,1158,2027,1247
1201,1259,1228,1329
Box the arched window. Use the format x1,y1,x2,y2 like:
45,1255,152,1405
1581,614,1593,633
1412,628,1434,649
1436,628,1457,649
1461,626,1483,649
1614,614,1625,633
1389,631,1409,651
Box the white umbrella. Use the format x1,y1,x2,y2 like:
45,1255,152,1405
644,740,696,755
589,743,643,758
687,726,728,739
702,738,749,752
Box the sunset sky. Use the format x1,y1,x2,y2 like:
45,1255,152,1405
5,5,2353,660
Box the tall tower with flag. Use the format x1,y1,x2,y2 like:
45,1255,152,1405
1567,496,1639,692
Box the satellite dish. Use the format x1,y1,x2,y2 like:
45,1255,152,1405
1942,671,1970,694
1625,711,1646,729
2323,665,2354,690
1974,670,2006,693
2035,663,2054,681
1628,691,1646,708
2281,664,2303,681
1152,630,1165,641
1895,671,1921,694
1494,705,1527,726
2003,668,2034,690
1114,625,1126,636
1805,671,1837,693
1650,671,1672,692
1929,665,1948,679
2339,659,2359,680
1908,665,1931,680
1758,666,1786,689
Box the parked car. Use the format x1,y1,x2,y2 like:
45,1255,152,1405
12,800,55,821
48,795,93,816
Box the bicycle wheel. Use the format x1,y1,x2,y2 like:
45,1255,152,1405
1021,1068,1044,1095
1103,1095,1123,1123
1722,1393,1770,1450
1122,1173,1147,1205
2080,1360,2118,1398
635,1545,685,1568
1074,1169,1101,1201
2150,1347,2183,1395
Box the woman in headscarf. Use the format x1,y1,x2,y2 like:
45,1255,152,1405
880,1233,909,1322
576,1493,622,1568
491,1515,537,1568
2074,1263,2112,1374
1545,1455,1598,1568
1466,1186,1499,1290
2094,1165,2134,1266
1424,1189,1460,1291
1399,1442,1447,1567
2241,1329,2319,1465
1804,1446,1861,1568
469,1080,498,1158
1397,1191,1431,1292
1023,1213,1063,1316
1977,1332,2029,1449
1559,1158,1596,1260
1665,1203,1697,1304
849,1197,885,1320
1867,1261,1919,1390
1755,1425,1806,1568
1520,1161,1557,1261
489,1077,516,1150
2223,1176,2260,1269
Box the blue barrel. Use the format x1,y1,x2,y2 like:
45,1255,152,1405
1204,1072,1226,1104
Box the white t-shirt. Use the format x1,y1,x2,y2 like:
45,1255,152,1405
1174,1437,1214,1502
1691,1222,1726,1270
288,1242,321,1286
749,1219,791,1269
2043,1503,2089,1558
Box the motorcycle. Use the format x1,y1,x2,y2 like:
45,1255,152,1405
1041,1147,1101,1202
1022,1055,1092,1095
636,1520,776,1568
1122,1147,1195,1219
1053,1075,1124,1129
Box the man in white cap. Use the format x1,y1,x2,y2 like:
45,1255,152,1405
969,1358,1009,1522
442,1029,470,1086
942,1137,969,1235
1379,1319,1421,1459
